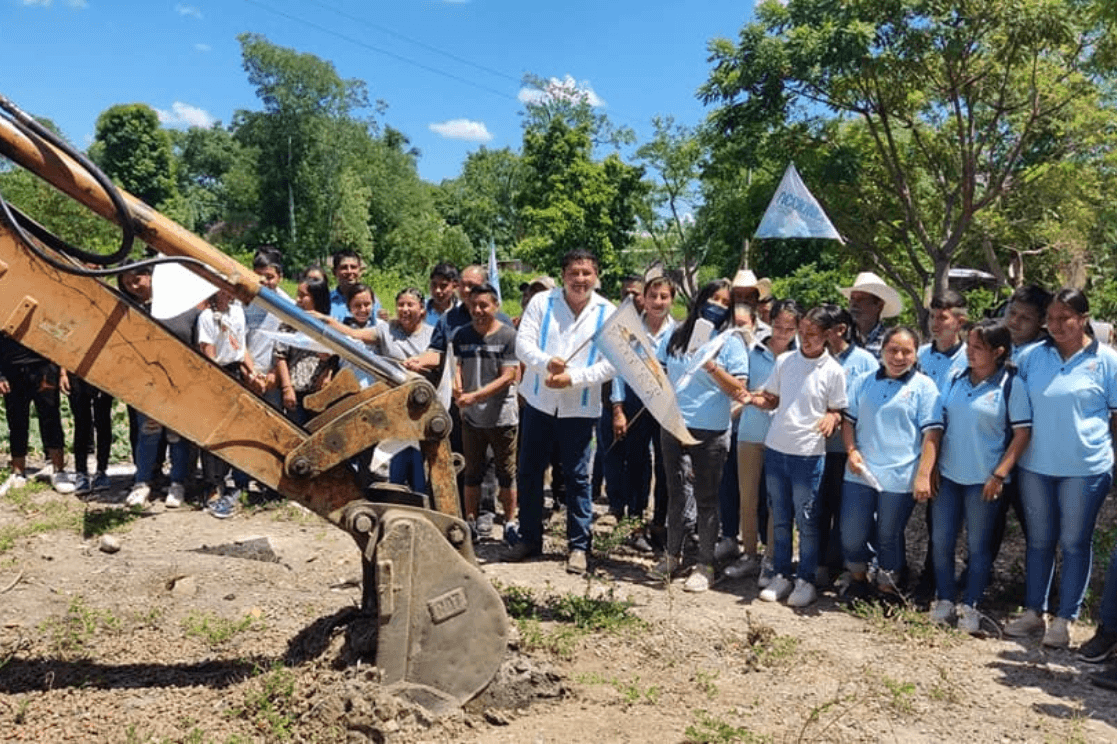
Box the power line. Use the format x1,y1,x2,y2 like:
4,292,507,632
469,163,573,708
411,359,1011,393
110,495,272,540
240,0,520,104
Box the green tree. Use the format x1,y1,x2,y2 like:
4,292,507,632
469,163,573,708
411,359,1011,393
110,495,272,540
435,147,524,255
515,118,647,283
699,0,1117,315
234,33,372,266
91,103,178,209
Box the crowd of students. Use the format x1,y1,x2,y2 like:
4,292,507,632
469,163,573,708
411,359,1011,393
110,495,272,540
6,246,1117,687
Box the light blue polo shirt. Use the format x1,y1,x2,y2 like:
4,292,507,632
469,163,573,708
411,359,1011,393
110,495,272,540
1016,338,1117,477
1011,337,1046,364
825,344,879,453
737,342,778,444
662,331,749,432
938,367,1032,485
918,341,967,392
844,368,943,493
330,288,381,321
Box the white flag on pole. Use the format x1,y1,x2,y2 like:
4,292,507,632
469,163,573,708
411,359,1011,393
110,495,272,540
754,162,844,243
593,298,698,446
487,241,502,303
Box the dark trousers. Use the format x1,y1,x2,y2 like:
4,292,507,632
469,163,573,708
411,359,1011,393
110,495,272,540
70,377,113,474
3,361,64,458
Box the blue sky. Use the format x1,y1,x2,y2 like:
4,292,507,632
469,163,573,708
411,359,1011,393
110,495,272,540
1,0,758,184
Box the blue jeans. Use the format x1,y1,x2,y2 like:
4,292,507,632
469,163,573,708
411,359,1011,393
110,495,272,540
765,448,824,582
1018,468,1112,619
931,477,999,607
134,413,190,485
389,446,428,494
517,405,595,552
842,481,915,578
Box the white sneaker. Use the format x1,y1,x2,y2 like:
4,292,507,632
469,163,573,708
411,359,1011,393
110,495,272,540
759,574,793,602
724,554,760,579
757,557,776,588
787,578,818,607
683,564,715,593
929,599,955,625
958,604,981,635
50,472,76,495
126,483,151,507
1005,609,1045,638
7,472,27,490
165,482,185,509
1043,617,1071,648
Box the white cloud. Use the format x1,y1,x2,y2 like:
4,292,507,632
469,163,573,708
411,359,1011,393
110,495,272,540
429,119,492,142
517,75,605,108
175,4,202,19
194,43,211,52
155,101,216,129
21,0,52,6
21,0,88,8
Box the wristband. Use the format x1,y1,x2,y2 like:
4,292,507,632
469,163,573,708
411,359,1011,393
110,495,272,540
991,473,1005,482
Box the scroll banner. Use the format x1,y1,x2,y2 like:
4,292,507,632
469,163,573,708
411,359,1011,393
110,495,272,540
593,298,699,446
754,162,845,243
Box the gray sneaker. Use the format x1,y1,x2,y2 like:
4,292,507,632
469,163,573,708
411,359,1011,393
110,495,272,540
566,549,588,575
1079,625,1117,663
957,604,981,635
683,564,715,593
724,554,760,579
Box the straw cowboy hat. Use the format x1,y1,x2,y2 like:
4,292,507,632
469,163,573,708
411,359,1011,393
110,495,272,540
732,268,759,289
839,271,903,318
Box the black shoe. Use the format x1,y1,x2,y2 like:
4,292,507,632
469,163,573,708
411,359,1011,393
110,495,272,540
647,524,667,551
630,534,654,553
503,541,542,562
1089,664,1117,691
840,579,876,606
1080,626,1117,663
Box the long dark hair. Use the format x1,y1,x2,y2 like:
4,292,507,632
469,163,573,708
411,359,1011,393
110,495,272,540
667,279,732,357
968,318,1012,369
302,276,331,315
820,303,861,347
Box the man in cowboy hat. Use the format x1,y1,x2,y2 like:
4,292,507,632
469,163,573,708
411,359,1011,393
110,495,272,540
731,268,771,337
838,271,903,359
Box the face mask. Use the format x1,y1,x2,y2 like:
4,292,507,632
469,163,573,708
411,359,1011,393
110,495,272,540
700,301,728,326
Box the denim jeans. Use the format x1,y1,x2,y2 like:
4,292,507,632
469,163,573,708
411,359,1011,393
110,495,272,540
1018,468,1112,619
842,481,915,578
765,448,824,582
134,413,190,485
931,476,1000,607
517,405,595,552
661,428,728,566
389,446,428,494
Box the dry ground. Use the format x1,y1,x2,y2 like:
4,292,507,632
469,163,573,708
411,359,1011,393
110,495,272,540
0,467,1114,743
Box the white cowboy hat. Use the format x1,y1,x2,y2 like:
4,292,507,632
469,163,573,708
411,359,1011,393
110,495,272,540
732,269,759,289
839,271,903,318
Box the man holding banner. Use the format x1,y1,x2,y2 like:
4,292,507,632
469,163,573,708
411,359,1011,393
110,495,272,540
510,249,616,574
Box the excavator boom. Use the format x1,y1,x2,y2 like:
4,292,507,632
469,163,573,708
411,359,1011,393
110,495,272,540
0,95,507,707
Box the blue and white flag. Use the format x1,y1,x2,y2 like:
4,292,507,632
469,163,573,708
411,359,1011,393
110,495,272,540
754,162,844,243
487,240,502,303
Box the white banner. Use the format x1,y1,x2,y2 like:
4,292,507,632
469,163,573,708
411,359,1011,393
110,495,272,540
754,162,844,242
593,298,698,446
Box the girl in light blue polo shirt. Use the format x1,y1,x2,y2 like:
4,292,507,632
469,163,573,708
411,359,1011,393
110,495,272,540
725,299,800,583
841,326,942,600
653,279,749,593
1005,288,1117,649
919,320,1032,633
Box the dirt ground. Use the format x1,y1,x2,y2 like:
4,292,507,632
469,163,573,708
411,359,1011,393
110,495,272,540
0,465,1115,744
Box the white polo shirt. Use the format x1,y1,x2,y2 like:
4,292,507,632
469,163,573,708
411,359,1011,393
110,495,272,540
845,367,942,492
1016,338,1117,477
938,367,1032,485
516,288,616,419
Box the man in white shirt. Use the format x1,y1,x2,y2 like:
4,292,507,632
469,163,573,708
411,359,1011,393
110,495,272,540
509,249,616,574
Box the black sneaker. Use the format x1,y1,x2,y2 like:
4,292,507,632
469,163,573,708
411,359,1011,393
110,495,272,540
503,541,542,562
1079,625,1117,663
